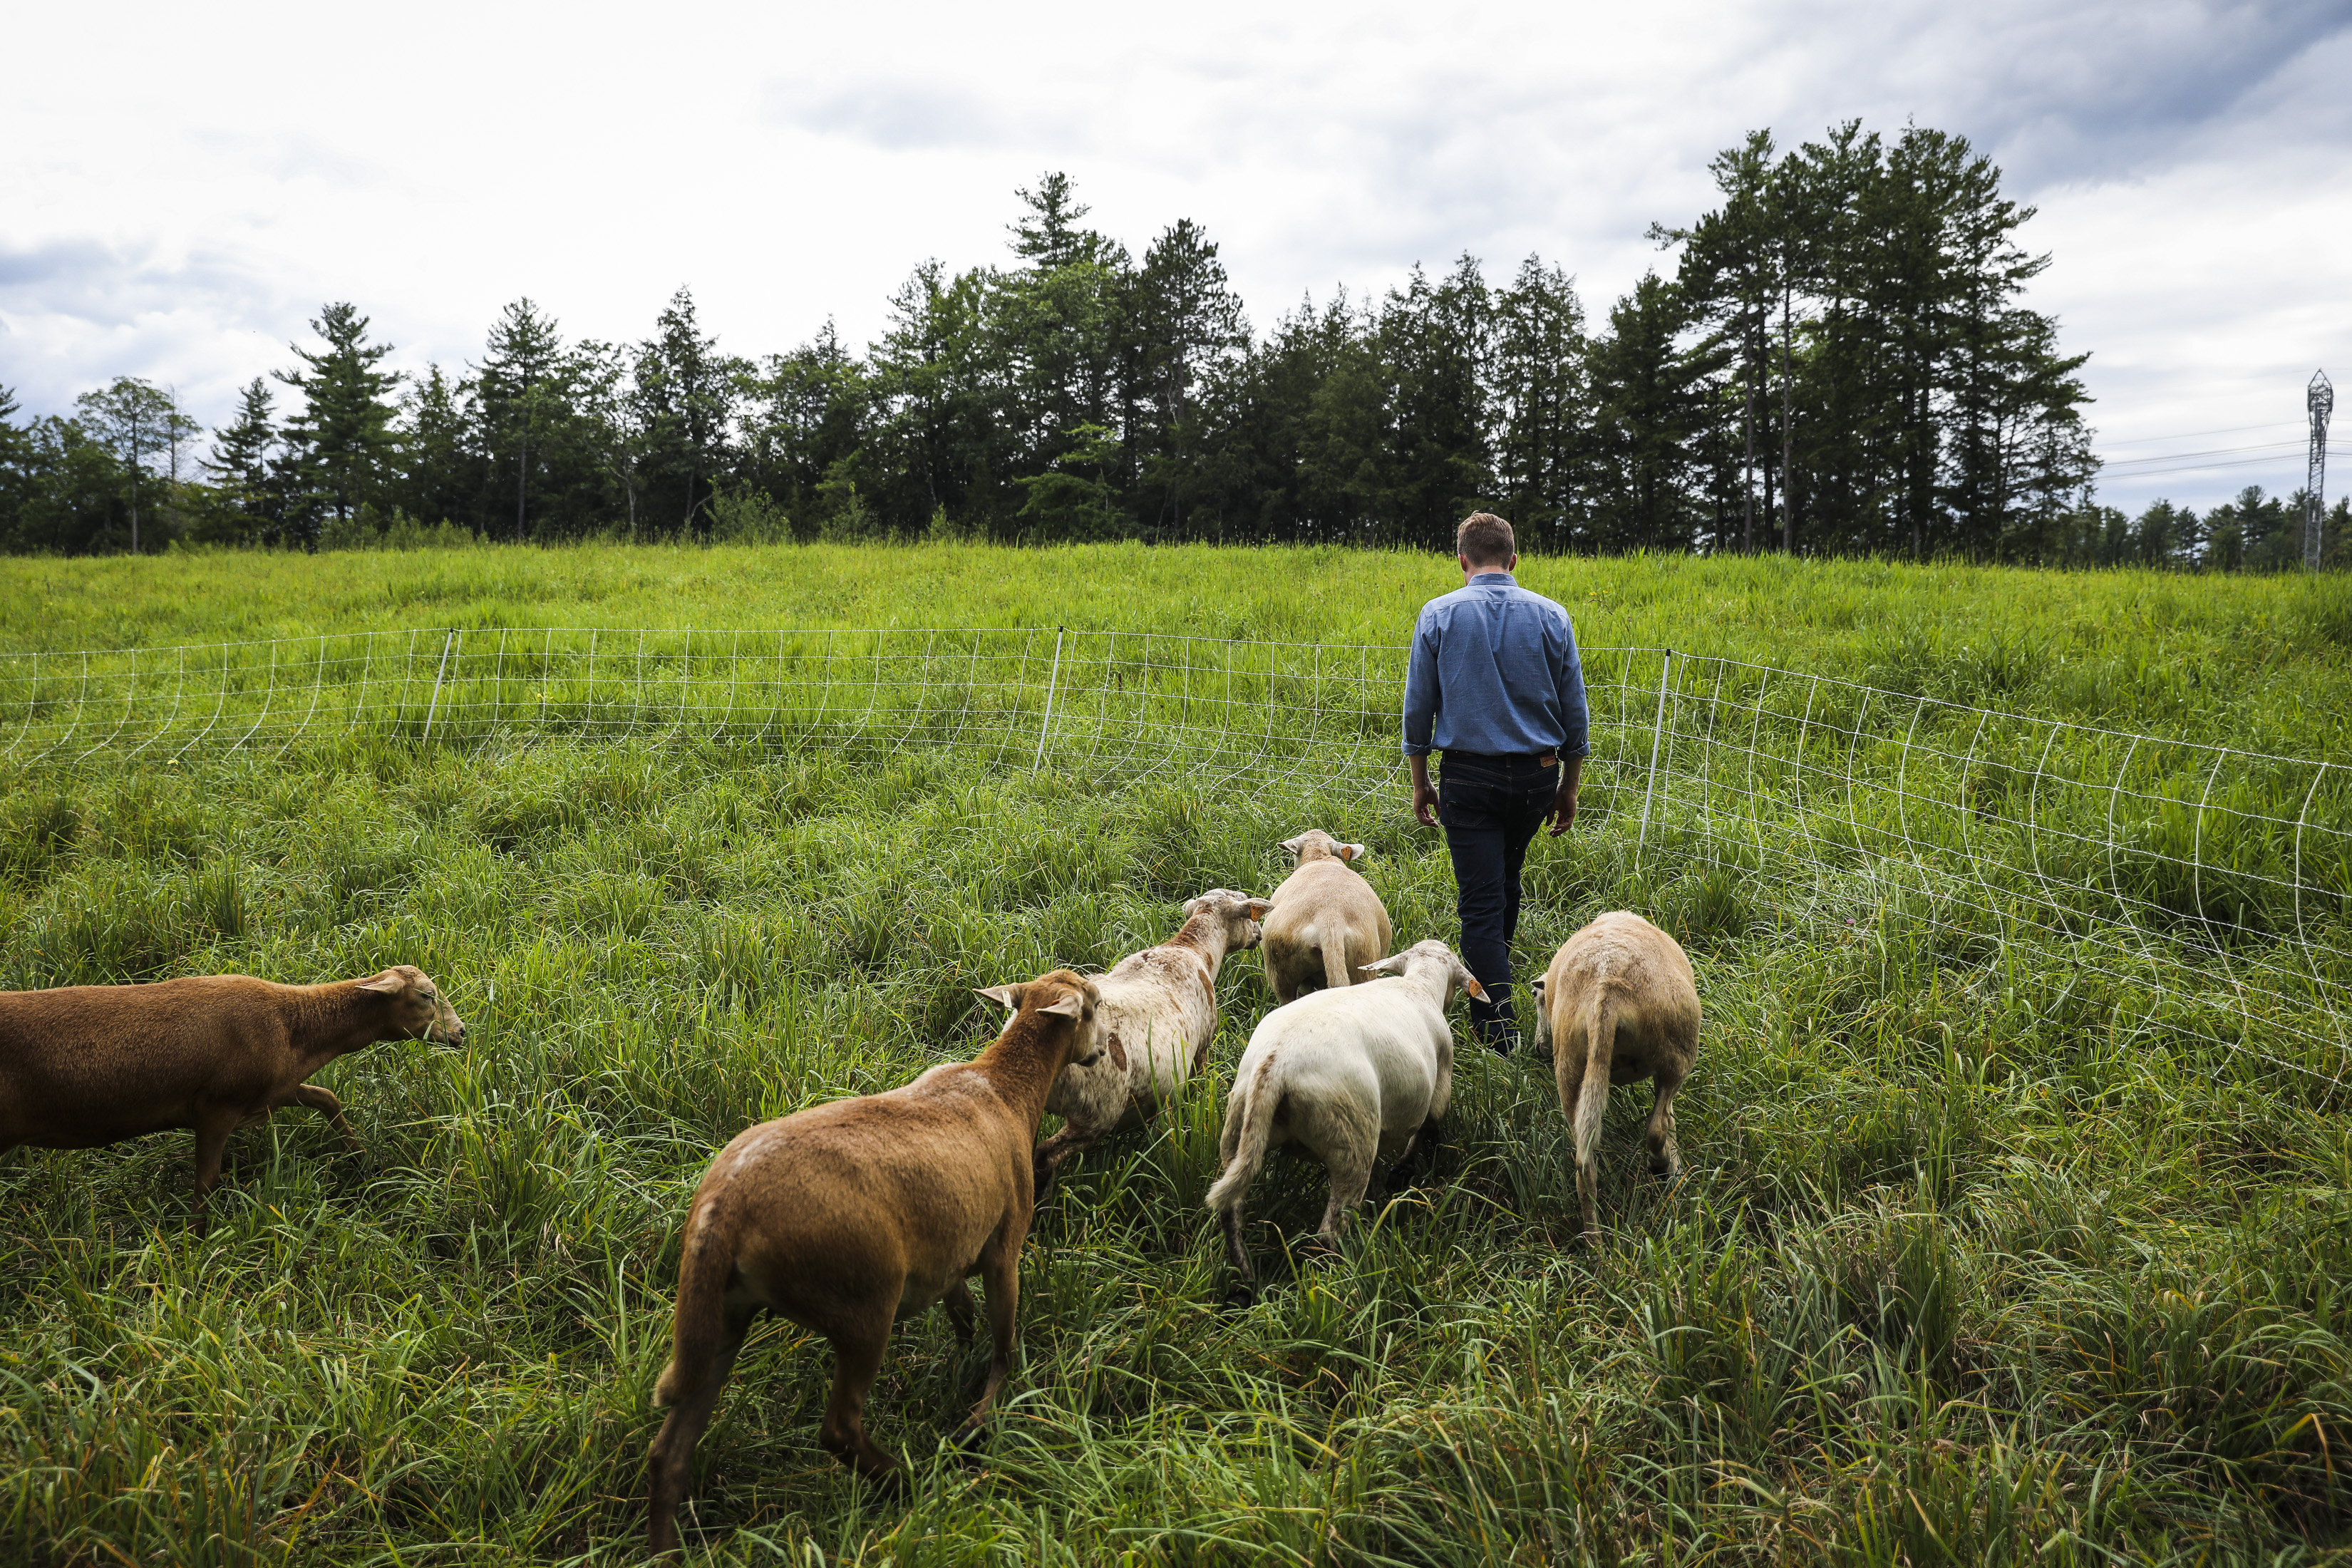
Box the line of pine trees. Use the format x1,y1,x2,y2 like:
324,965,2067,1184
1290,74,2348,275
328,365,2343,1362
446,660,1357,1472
2,123,2344,567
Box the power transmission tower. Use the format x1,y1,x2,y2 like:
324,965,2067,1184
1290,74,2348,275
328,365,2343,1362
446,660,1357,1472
2311,369,2334,570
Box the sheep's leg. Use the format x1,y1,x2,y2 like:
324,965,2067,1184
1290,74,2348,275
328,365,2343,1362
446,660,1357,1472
815,1311,899,1482
188,1108,240,1236
1031,1118,1108,1195
1309,1147,1374,1254
963,1234,1023,1435
1646,1074,1683,1180
645,1296,758,1558
942,1279,977,1347
287,1083,365,1155
1384,1117,1445,1197
1219,1197,1257,1306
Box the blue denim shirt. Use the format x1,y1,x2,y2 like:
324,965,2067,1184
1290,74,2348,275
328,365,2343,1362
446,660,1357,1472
1401,572,1589,760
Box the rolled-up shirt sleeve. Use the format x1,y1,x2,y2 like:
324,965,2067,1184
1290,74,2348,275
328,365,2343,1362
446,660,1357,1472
1556,619,1590,760
1402,610,1441,756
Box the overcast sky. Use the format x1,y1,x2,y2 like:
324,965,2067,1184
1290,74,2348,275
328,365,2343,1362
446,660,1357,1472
4,0,2346,515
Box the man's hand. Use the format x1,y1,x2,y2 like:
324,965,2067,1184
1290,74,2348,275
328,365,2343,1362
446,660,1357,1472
1548,757,1584,837
1409,755,1440,828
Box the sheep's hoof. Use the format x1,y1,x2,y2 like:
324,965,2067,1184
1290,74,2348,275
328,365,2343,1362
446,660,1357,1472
842,1459,907,1495
1219,1281,1257,1312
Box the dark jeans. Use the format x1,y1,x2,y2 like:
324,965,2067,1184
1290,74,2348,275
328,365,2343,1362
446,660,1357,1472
1438,751,1559,1047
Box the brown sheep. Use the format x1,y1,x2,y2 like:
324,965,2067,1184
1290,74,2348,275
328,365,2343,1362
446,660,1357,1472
1261,829,1393,1004
644,968,1106,1558
0,966,466,1234
1531,912,1699,1244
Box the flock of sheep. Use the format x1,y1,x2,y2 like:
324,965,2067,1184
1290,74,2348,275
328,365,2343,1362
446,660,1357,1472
0,825,1701,1557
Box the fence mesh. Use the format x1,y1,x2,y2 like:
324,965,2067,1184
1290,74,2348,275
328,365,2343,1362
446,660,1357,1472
4,627,2346,1080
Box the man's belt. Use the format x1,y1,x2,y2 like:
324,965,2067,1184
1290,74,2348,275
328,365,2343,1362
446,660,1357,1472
1440,750,1560,769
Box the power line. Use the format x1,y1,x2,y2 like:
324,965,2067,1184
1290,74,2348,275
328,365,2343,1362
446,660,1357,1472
2098,439,2312,469
2096,420,2302,448
2098,447,2348,480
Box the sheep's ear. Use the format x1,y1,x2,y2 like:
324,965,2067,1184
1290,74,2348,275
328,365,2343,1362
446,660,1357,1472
356,971,406,994
1278,834,1306,858
1037,994,1085,1018
1529,977,1547,999
1181,897,1203,917
1460,975,1487,1000
1359,955,1404,977
974,984,1023,1013
1340,842,1371,863
1244,899,1274,919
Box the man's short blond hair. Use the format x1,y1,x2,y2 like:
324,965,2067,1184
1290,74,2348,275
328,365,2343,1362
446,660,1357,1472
1455,513,1515,567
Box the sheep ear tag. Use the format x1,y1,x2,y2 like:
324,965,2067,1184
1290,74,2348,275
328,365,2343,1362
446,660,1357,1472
1038,995,1085,1018
974,985,1022,1012
1461,976,1487,1000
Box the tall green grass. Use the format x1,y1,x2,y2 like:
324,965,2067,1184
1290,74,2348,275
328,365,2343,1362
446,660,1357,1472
2,547,2349,1564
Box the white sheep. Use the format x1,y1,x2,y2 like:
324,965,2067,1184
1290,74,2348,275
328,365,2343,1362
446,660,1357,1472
1205,938,1482,1304
1029,889,1271,1192
1530,911,1700,1244
1260,828,1393,1004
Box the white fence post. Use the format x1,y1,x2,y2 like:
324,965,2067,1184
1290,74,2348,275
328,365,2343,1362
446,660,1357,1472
1637,648,1674,866
421,630,456,743
1033,626,1066,770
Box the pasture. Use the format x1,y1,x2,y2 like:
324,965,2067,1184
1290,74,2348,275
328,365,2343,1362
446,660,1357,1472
2,542,2351,1566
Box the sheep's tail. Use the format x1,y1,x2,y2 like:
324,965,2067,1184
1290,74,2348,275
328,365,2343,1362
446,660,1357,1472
1319,940,1354,992
1574,986,1616,1157
1207,1052,1281,1213
654,1192,736,1408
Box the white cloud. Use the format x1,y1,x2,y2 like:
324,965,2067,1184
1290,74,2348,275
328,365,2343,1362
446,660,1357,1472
2,0,2344,513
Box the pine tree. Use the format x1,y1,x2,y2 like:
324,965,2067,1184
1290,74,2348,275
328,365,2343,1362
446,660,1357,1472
1488,257,1589,553
997,174,1128,518
1586,276,1728,552
629,288,740,535
196,378,284,543
1378,257,1495,548
396,365,479,530
475,298,564,540
277,302,402,535
1125,218,1249,538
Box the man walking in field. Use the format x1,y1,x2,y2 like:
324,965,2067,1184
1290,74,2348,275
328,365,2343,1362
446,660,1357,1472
1403,513,1588,1056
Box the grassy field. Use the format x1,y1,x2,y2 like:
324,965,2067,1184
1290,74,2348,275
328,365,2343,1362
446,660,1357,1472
2,543,2351,1566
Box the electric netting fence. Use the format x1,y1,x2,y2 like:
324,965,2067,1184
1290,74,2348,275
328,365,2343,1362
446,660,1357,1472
4,628,2346,1080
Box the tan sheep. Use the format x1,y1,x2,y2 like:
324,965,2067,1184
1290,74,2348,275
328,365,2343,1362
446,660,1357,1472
645,968,1106,1558
1260,829,1393,1004
1531,912,1699,1244
0,966,466,1234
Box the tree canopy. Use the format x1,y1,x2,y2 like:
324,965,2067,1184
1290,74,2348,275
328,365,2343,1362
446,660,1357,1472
2,123,2337,569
